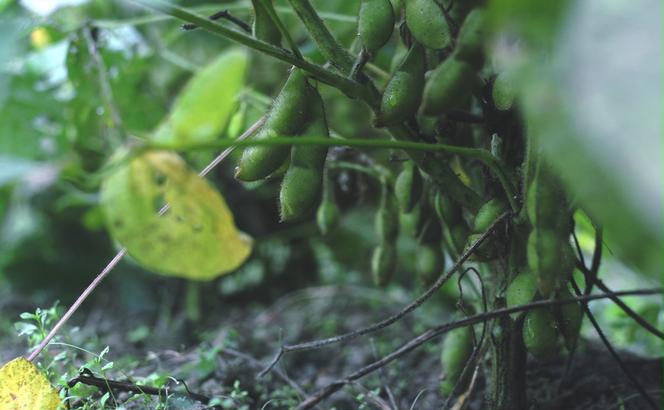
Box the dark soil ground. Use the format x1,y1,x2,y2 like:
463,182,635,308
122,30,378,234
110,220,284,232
1,279,661,410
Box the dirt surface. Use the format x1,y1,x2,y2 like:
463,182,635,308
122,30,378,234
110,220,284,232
1,281,662,410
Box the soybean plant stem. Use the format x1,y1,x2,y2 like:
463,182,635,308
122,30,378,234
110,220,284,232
145,136,515,210
285,0,355,73
129,0,367,99
257,0,303,59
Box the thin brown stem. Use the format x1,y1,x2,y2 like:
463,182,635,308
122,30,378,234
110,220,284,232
294,288,663,410
258,212,512,377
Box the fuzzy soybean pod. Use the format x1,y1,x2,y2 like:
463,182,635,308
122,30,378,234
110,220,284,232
555,287,583,351
371,242,397,286
452,8,486,70
405,0,452,50
433,192,462,224
235,69,313,182
279,89,329,221
472,198,507,233
394,161,423,213
526,167,567,230
416,243,445,285
358,0,395,53
251,0,281,46
316,179,340,235
375,187,400,243
523,307,559,361
440,325,474,395
492,71,516,111
378,43,426,126
527,229,562,297
421,57,477,116
506,272,538,319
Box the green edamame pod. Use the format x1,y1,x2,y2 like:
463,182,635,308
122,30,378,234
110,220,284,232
279,87,329,221
375,187,400,242
251,0,282,46
527,229,562,297
526,167,566,230
472,198,507,233
506,271,538,308
394,161,423,212
316,199,340,235
446,223,468,256
378,43,426,126
440,326,474,395
492,71,516,111
465,232,498,261
421,57,477,116
405,0,452,50
316,177,340,235
236,69,313,181
452,8,486,70
416,243,445,284
523,307,559,361
433,192,463,223
358,0,395,53
371,242,397,286
400,203,424,237
555,287,583,351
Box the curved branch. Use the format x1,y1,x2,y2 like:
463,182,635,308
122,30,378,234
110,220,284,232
258,212,511,377
294,287,664,410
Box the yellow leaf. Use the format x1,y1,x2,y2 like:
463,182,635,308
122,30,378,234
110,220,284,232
0,357,61,410
100,150,252,280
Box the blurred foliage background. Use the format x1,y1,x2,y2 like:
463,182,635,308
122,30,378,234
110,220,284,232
0,0,661,365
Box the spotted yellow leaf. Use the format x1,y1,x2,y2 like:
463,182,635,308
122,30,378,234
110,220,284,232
0,357,61,410
100,150,252,280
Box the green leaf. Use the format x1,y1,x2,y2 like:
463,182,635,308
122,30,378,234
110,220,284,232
493,0,663,278
153,48,248,146
100,150,252,280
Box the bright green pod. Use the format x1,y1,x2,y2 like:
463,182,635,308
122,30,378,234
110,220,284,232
555,287,583,351
400,203,424,237
316,199,340,235
416,243,445,284
394,161,423,213
371,242,397,286
472,198,507,233
527,229,562,297
492,71,516,111
375,189,400,242
447,223,468,256
251,0,281,46
440,326,474,395
405,0,452,50
452,8,486,70
421,57,477,116
358,0,395,53
433,192,463,224
523,307,559,361
526,167,567,230
506,271,538,308
279,88,329,221
378,43,426,126
236,69,312,181
465,232,498,261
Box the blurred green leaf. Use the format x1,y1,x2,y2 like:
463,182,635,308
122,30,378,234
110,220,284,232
153,48,248,146
490,0,663,278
